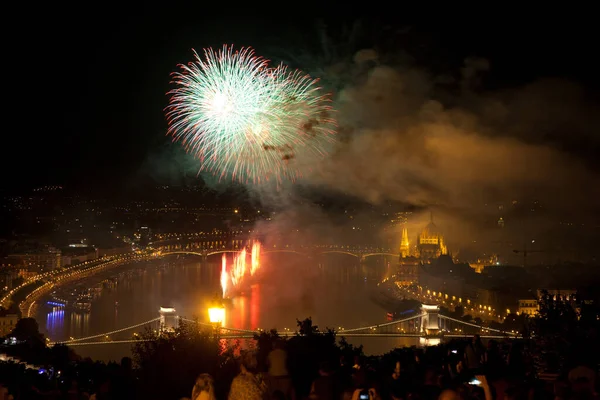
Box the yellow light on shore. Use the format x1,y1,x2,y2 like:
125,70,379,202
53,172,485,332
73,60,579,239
208,307,225,324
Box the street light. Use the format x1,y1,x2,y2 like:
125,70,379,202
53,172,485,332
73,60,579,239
208,306,225,325
208,304,225,339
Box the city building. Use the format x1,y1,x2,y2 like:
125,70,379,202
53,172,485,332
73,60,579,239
416,215,448,261
136,226,152,247
17,267,38,280
397,256,420,286
97,245,131,258
518,299,539,316
0,310,18,337
518,289,578,316
537,289,577,301
395,215,449,285
7,246,62,272
0,264,20,291
61,246,98,266
469,255,500,274
396,224,422,286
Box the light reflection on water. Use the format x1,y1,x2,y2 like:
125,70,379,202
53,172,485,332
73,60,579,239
46,309,65,338
37,256,417,361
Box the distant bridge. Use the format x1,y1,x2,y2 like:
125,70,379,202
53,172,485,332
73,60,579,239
157,247,400,262
48,304,519,347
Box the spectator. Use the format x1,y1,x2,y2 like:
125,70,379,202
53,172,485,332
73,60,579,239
229,351,268,400
464,335,485,374
191,374,217,400
268,340,293,400
310,361,339,400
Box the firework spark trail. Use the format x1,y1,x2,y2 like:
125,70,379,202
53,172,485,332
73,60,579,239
220,254,228,298
166,45,336,184
250,241,261,276
231,248,247,287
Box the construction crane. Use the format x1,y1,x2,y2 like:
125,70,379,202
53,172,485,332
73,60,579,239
513,240,546,267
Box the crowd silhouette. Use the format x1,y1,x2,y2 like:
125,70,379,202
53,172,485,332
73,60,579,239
1,309,599,400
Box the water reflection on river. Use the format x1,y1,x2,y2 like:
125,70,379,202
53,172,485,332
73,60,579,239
36,254,419,361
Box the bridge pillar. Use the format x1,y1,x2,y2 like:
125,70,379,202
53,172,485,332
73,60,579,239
359,255,366,263
159,307,178,332
420,304,440,334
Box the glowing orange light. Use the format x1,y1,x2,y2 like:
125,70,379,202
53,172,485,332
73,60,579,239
208,307,225,324
220,254,228,298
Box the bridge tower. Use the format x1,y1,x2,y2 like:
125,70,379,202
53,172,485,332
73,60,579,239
159,307,178,332
420,304,440,334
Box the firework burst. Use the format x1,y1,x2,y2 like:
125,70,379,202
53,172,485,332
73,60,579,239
166,45,335,184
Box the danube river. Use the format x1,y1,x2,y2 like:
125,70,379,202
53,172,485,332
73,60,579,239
35,254,419,361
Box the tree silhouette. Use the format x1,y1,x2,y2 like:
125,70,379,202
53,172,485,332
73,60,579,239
285,317,348,398
10,317,43,342
502,313,528,334
5,317,47,364
131,319,237,400
296,317,319,336
453,305,464,318
253,329,280,371
530,290,582,373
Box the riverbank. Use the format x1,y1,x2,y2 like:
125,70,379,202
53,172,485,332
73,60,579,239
371,281,421,318
2,252,159,318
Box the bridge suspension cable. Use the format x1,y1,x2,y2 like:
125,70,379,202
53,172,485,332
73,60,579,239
50,317,161,346
50,315,517,346
438,315,510,335
63,339,155,347
342,313,426,333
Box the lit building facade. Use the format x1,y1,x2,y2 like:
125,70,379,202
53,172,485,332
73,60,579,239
518,299,539,316
7,247,62,271
397,257,420,286
396,216,449,284
416,216,448,261
397,225,421,285
537,289,577,301
0,311,18,336
400,227,410,258
518,289,578,316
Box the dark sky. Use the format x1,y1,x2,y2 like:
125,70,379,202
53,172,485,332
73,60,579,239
4,8,599,194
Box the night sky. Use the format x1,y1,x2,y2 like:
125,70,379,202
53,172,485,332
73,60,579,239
5,8,599,194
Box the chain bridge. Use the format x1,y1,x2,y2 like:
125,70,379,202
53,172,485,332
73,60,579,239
48,304,518,347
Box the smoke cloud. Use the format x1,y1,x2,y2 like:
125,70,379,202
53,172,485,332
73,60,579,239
254,40,600,262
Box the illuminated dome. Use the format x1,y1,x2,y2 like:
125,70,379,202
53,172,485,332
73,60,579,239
422,221,440,236
416,213,447,260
